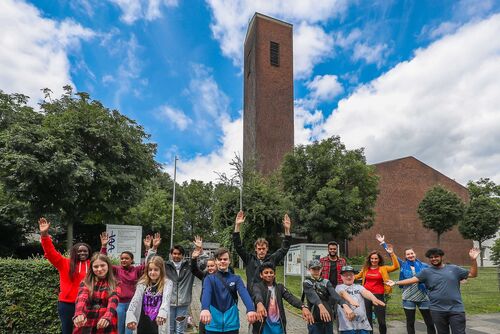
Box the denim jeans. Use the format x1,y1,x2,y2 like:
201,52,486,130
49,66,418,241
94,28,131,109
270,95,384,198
170,305,189,334
117,302,133,334
308,321,333,334
340,330,370,334
57,301,75,334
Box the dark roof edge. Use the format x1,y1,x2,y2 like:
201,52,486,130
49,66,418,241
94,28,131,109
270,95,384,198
244,12,293,44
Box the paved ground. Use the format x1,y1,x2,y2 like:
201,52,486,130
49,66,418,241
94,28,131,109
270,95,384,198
188,278,500,333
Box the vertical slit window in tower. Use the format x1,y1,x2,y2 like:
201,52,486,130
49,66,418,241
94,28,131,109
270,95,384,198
270,41,280,67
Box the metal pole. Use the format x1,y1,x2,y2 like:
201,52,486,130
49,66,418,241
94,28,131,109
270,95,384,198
239,173,243,211
170,156,177,252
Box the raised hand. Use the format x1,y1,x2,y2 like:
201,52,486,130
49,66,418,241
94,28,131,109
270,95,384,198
152,232,161,250
469,247,480,260
386,243,394,254
193,235,203,250
235,210,245,227
143,235,152,251
38,217,50,236
100,232,109,247
192,248,202,259
283,214,292,231
376,234,385,244
96,318,109,329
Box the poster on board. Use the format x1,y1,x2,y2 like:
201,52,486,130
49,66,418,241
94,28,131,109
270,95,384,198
105,224,142,262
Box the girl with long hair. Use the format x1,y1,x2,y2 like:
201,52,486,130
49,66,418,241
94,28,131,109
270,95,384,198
73,253,120,333
354,239,400,334
100,232,160,334
376,234,435,334
126,256,173,334
38,217,92,334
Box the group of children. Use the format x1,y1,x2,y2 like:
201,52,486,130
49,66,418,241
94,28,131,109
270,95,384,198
40,211,480,334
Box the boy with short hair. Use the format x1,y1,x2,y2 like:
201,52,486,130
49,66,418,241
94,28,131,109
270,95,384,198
303,260,356,334
252,262,314,334
335,265,386,334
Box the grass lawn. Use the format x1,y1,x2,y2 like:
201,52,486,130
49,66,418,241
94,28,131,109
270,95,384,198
235,266,500,320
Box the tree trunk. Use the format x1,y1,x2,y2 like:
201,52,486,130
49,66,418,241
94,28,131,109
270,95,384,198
437,233,441,248
66,220,74,250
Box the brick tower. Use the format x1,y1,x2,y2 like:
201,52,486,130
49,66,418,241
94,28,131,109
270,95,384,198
243,13,294,175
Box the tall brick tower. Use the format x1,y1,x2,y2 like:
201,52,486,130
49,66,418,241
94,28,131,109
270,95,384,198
243,13,294,175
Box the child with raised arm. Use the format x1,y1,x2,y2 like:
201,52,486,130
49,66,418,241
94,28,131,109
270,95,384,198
38,217,92,334
126,256,173,334
73,253,120,334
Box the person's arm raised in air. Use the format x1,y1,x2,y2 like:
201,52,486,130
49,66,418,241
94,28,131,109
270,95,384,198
232,210,250,264
376,234,404,266
38,217,65,269
190,236,204,280
269,214,292,263
468,247,480,278
384,243,400,272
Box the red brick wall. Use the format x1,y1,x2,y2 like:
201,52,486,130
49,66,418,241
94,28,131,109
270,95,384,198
243,14,294,175
348,156,472,265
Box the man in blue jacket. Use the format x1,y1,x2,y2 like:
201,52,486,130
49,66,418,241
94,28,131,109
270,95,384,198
200,248,258,334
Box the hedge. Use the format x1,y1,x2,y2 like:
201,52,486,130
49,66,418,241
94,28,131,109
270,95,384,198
0,257,60,334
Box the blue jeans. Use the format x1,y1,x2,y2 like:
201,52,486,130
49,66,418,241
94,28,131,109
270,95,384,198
340,330,370,334
308,321,333,334
170,305,189,334
57,301,75,334
117,302,132,334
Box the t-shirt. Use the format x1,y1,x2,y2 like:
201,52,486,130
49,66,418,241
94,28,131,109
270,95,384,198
364,268,384,294
329,260,338,287
335,284,372,331
416,264,469,312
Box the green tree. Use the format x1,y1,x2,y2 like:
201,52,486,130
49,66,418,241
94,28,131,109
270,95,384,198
490,238,500,266
459,179,500,267
178,180,214,241
280,136,378,242
0,88,158,249
418,185,466,247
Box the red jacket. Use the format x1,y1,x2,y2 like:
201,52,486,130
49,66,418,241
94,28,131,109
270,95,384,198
41,236,90,303
319,256,346,285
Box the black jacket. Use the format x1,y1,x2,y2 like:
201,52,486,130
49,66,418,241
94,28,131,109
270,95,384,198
252,281,303,334
303,277,345,323
232,232,291,293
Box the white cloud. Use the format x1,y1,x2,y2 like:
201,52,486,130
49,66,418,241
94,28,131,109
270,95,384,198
206,0,348,77
306,74,343,104
157,105,192,130
110,0,178,24
334,29,390,67
0,0,94,105
321,14,500,184
293,23,335,79
165,115,243,183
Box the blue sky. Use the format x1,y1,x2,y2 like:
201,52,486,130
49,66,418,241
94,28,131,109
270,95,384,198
1,0,500,184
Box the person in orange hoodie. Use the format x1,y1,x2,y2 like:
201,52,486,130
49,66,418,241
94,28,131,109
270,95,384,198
354,241,399,334
39,217,92,334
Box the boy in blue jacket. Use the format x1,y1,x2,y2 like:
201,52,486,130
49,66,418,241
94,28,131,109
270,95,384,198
200,248,258,334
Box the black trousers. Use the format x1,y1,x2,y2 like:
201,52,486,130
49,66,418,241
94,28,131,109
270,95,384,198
404,307,436,334
57,301,75,334
430,310,466,334
364,294,386,334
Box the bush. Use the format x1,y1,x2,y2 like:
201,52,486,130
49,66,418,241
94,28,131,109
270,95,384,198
0,257,60,334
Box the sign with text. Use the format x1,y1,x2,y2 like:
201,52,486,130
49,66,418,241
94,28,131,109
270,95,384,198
105,224,142,261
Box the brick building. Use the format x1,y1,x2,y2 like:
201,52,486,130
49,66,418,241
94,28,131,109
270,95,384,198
348,156,473,265
243,13,294,175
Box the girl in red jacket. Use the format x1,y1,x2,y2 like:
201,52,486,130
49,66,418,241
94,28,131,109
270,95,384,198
39,218,92,334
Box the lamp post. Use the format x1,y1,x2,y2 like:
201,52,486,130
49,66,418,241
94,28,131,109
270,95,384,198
170,156,178,252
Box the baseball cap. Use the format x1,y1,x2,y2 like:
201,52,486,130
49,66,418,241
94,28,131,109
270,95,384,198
308,259,322,269
340,265,358,274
